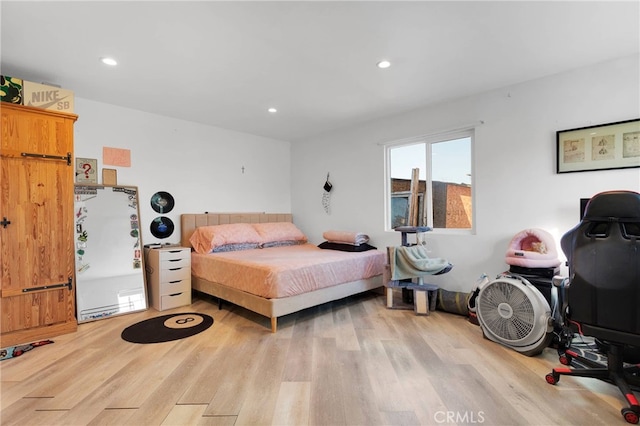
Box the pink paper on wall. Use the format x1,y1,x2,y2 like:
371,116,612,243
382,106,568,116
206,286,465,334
103,147,131,167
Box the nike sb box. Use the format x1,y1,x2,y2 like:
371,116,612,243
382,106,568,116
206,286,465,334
23,80,74,113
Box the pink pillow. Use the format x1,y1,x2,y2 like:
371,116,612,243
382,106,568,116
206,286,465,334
252,222,307,244
189,223,263,254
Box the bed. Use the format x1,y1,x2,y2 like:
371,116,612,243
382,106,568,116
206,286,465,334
180,213,386,332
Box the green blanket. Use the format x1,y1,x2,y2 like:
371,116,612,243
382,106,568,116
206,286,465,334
389,245,450,280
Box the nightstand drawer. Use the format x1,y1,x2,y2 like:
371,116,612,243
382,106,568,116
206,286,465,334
160,257,190,269
162,266,190,282
160,291,191,311
161,278,190,295
159,248,190,262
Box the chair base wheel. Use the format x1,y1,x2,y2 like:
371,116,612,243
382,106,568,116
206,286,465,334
559,353,572,366
622,407,640,424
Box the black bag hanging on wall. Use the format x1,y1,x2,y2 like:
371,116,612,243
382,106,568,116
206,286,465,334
322,173,332,214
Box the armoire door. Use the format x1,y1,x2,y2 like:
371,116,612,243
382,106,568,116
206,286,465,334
0,103,78,347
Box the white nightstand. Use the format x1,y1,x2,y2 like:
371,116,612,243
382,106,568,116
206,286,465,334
144,246,191,311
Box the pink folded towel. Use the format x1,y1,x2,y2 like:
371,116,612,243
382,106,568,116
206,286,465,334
322,230,369,246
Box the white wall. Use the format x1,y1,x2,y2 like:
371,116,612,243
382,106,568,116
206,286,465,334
72,55,639,292
73,99,291,245
291,54,640,292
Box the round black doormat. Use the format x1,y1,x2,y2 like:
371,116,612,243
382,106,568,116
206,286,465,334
121,313,213,344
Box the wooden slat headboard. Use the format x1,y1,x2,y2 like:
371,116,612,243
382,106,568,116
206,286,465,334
180,213,293,248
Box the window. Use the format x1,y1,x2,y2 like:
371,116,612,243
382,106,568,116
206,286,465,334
385,129,474,231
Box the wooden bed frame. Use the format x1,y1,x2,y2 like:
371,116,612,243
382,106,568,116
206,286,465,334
180,213,383,332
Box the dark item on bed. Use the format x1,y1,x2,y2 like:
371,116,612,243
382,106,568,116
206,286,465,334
318,241,377,252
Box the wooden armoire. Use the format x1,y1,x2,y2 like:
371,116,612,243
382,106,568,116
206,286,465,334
0,103,78,347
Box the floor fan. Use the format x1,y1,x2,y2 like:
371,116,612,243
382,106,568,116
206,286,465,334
476,275,555,356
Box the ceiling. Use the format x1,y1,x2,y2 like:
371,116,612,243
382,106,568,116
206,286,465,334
2,1,639,143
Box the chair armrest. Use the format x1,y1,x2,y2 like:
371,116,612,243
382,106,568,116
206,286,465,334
553,275,570,288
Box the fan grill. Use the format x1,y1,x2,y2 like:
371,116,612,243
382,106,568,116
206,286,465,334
478,280,535,341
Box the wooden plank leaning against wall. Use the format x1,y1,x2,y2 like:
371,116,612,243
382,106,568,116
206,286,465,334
0,103,78,347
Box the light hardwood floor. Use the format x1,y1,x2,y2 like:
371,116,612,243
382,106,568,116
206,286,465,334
0,290,629,426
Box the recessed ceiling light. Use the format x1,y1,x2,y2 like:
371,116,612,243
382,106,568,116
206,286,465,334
268,107,277,113
377,60,391,69
100,57,118,66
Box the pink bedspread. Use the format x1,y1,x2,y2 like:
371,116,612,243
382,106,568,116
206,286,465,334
191,243,386,299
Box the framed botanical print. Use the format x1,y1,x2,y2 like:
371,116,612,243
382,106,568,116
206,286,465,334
556,119,640,173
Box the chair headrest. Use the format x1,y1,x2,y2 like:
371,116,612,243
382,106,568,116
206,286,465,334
583,190,640,221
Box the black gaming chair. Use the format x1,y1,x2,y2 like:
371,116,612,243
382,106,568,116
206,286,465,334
545,190,640,424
